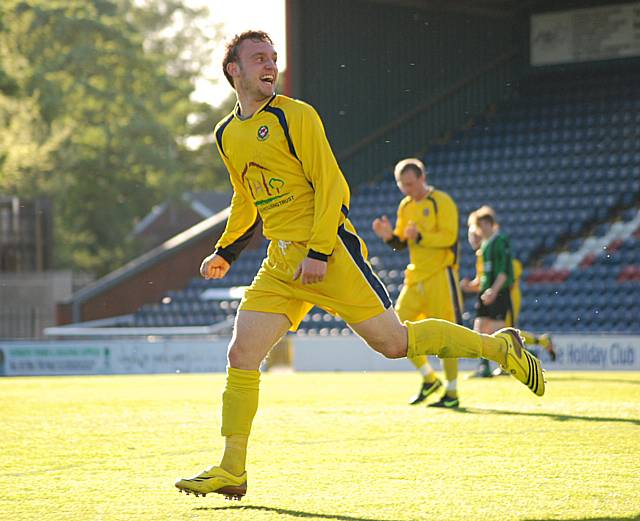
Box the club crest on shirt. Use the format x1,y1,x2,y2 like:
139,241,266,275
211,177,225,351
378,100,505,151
257,125,270,141
423,208,430,217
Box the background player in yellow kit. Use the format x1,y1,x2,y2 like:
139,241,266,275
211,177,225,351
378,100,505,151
372,158,463,408
174,31,546,500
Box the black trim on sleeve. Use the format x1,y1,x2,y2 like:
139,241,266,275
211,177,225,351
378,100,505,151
215,113,234,158
385,234,408,251
427,195,438,214
214,214,262,265
415,232,423,244
307,249,329,262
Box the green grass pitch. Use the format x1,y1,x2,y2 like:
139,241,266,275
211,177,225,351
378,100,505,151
2,371,639,521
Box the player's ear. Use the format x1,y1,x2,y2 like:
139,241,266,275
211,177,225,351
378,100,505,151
226,61,239,80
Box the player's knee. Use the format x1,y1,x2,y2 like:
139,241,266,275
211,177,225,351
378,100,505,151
378,347,404,359
368,328,408,359
227,341,253,368
378,341,407,359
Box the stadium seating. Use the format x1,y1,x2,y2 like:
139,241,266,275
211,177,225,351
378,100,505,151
130,69,640,334
518,207,640,334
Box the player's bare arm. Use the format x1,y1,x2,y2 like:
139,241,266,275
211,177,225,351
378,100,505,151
200,253,231,280
460,277,480,293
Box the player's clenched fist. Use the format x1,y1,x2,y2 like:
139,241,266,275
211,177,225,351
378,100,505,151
200,253,231,279
372,215,393,241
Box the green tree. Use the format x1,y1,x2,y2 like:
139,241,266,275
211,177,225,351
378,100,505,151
0,0,232,275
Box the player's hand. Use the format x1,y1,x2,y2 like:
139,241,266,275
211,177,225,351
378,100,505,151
200,253,231,279
460,277,471,292
480,288,496,305
372,215,393,241
404,221,420,241
293,257,327,285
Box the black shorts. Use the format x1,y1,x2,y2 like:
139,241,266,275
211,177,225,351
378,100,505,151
475,289,512,321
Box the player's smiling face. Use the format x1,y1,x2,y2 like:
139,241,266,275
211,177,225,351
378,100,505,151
233,39,278,101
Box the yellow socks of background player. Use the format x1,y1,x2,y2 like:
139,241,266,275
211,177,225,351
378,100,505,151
520,330,538,346
406,318,506,364
219,367,260,476
442,358,458,384
409,355,438,383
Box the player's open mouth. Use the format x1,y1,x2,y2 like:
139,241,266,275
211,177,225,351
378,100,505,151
260,75,274,86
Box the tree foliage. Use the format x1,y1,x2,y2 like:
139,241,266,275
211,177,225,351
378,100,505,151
0,0,235,275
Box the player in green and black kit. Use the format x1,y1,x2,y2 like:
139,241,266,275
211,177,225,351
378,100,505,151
469,208,514,376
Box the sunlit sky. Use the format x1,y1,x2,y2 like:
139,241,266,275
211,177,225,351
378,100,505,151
186,0,287,107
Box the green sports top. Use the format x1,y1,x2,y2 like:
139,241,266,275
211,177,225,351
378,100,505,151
479,233,514,293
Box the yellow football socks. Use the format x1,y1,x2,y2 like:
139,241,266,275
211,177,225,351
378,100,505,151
220,435,249,477
406,318,507,364
538,334,551,349
520,330,538,346
409,355,438,383
442,358,458,383
220,367,260,476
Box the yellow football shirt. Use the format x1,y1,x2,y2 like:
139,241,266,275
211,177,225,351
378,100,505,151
393,189,459,286
213,94,350,261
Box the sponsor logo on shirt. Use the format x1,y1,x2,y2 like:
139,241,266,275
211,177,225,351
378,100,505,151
257,125,270,141
241,162,291,208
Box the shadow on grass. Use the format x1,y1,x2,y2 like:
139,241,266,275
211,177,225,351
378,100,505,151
193,504,391,520
450,407,640,426
522,514,640,521
549,375,640,386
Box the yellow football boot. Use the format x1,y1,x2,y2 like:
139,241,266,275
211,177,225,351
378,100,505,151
493,328,546,396
175,466,247,500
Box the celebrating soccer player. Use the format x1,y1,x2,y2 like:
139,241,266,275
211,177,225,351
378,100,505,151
175,31,546,500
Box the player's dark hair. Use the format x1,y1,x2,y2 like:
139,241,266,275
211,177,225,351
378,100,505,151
476,212,496,227
222,30,274,88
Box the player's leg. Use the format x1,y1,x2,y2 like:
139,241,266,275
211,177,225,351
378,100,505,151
175,309,292,499
423,268,462,408
349,308,544,396
537,333,557,361
333,222,545,395
221,310,291,472
349,308,495,362
428,358,460,408
396,284,442,404
473,316,503,377
470,287,509,378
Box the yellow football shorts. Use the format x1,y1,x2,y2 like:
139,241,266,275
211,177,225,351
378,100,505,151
239,220,392,330
395,267,463,324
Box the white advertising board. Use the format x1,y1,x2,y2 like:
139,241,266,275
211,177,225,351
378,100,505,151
0,339,229,376
292,334,640,372
531,2,640,66
1,334,638,376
